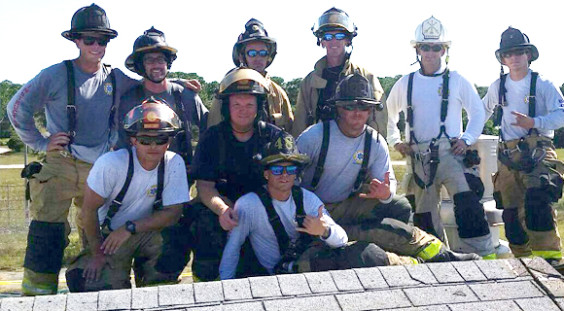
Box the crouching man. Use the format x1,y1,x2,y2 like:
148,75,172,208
65,98,189,291
220,133,419,279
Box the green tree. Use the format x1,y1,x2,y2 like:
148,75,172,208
167,72,218,109
378,75,402,96
281,78,302,112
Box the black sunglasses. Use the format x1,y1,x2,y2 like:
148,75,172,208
81,36,110,47
246,49,269,58
419,44,443,52
136,135,170,146
501,48,527,59
322,33,347,41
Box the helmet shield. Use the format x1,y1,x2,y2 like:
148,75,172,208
123,97,181,135
410,16,450,47
62,4,118,41
495,27,538,63
259,132,309,166
232,18,277,68
125,27,178,75
330,73,382,108
313,7,357,38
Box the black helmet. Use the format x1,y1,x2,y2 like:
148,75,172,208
232,18,277,68
495,27,538,63
312,7,357,43
62,3,118,41
125,27,178,76
330,73,383,111
259,132,309,166
123,97,181,135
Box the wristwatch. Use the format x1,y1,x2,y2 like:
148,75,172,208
125,220,136,235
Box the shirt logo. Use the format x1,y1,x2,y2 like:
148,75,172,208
104,82,113,96
353,151,363,164
147,185,157,197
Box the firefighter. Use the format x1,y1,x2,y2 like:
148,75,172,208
298,72,481,263
65,98,189,291
207,18,294,132
291,7,387,138
483,27,564,263
386,16,495,258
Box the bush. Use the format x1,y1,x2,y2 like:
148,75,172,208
6,131,23,152
554,128,564,148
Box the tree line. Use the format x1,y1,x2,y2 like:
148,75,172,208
2,74,564,152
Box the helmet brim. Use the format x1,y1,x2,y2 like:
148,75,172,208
61,28,118,41
260,153,310,166
125,45,178,73
410,40,451,48
495,44,539,63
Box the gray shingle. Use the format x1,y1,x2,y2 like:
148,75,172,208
405,264,438,285
381,307,450,311
354,267,389,289
66,292,98,311
223,301,265,311
264,295,341,311
0,297,34,311
451,261,487,282
521,257,561,279
404,284,478,306
515,297,562,311
249,276,282,298
447,300,521,311
475,259,518,280
427,262,464,283
32,295,66,311
194,281,224,303
222,278,252,301
159,284,195,306
132,287,159,309
539,279,564,298
469,280,544,300
276,274,311,296
303,272,338,294
98,288,131,311
379,266,420,287
330,270,363,292
336,290,411,310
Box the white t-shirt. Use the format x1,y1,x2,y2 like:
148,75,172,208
482,70,564,140
87,147,189,230
387,69,486,147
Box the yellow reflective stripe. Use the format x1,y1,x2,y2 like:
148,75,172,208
417,240,443,261
21,279,57,296
482,253,497,260
410,257,419,265
531,250,562,260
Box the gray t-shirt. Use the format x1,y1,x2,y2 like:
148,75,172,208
297,120,397,204
7,60,137,163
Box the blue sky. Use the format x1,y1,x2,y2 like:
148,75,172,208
1,0,563,88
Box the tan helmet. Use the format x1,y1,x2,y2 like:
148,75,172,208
410,16,451,48
218,67,270,121
123,97,181,135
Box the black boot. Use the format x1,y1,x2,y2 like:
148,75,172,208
426,246,482,262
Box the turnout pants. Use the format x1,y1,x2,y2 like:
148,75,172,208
65,231,176,292
493,136,564,259
22,151,91,296
410,140,494,257
325,194,442,262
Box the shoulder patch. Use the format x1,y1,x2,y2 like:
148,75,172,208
104,82,113,96
353,151,364,165
147,185,158,197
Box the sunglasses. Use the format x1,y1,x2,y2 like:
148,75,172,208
501,48,527,59
81,36,110,47
419,44,443,52
143,56,167,65
322,33,347,41
136,135,170,146
269,165,299,176
338,103,372,111
246,49,269,58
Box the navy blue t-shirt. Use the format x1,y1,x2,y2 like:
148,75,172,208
191,121,282,203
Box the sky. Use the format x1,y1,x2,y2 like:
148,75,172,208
1,0,563,89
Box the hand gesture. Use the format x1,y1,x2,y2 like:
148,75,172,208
100,227,131,255
359,172,391,200
184,79,202,93
296,206,328,237
394,143,412,157
82,252,108,282
511,111,535,130
219,207,238,231
46,132,70,152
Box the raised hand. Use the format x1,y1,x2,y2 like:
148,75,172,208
359,172,391,200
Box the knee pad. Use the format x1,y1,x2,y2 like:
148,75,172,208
501,208,528,245
453,192,490,238
24,221,65,274
413,212,440,238
493,191,504,210
377,218,415,240
406,194,416,213
352,241,389,268
465,173,485,200
525,188,555,231
65,268,85,292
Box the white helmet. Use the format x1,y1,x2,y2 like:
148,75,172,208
410,16,451,48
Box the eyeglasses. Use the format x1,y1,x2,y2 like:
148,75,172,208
269,165,299,176
246,49,269,58
322,33,347,41
136,135,170,146
81,36,110,47
143,56,167,65
419,44,443,52
501,48,527,59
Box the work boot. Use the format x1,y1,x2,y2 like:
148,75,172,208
425,246,482,262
